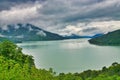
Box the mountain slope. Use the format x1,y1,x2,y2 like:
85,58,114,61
0,23,64,42
88,29,120,46
64,33,103,39
64,34,92,39
91,33,104,38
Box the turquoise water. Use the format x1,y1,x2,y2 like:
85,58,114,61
17,39,120,73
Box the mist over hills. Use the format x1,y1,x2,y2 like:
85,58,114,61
0,23,64,42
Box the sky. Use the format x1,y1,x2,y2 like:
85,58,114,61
0,0,120,36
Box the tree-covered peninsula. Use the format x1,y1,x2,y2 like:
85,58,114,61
89,29,120,46
0,41,120,80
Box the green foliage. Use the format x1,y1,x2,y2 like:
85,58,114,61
0,41,54,80
0,41,35,66
89,29,120,46
0,41,17,56
0,41,120,80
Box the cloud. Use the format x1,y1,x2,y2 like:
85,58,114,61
0,2,42,25
0,0,46,11
57,21,120,36
0,0,120,35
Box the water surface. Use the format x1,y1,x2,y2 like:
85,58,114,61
17,39,120,73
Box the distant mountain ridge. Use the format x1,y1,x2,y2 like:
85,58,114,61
0,23,64,42
64,34,91,39
64,33,103,39
91,33,104,38
89,29,120,46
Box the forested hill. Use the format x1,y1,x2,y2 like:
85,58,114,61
1,41,120,80
89,29,120,46
0,23,64,42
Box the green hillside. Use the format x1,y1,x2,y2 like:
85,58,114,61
0,41,120,80
89,29,120,46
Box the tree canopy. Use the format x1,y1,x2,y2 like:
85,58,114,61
0,41,120,80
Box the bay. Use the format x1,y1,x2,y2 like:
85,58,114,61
17,39,120,73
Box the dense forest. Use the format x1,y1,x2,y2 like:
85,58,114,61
89,29,120,46
0,41,120,80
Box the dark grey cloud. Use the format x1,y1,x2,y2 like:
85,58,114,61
36,0,120,25
82,27,98,33
0,0,46,11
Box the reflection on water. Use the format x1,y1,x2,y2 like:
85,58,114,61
17,39,120,73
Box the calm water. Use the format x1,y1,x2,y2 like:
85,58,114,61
17,39,120,73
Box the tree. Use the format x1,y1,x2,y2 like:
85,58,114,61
0,41,17,57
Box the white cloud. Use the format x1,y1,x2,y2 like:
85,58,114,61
1,25,8,30
57,21,120,36
36,30,46,37
0,2,42,25
15,35,24,38
0,34,5,37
